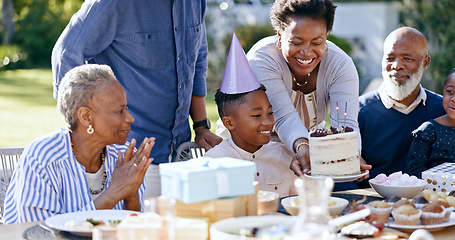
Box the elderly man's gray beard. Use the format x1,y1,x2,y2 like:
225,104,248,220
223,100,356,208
382,63,424,101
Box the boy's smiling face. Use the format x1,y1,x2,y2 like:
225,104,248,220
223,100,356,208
223,90,274,153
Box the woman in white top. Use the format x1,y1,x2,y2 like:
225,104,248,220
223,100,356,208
247,0,370,176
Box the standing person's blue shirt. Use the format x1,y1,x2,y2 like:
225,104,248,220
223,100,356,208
52,0,210,166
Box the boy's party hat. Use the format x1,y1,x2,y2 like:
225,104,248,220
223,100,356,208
220,33,261,94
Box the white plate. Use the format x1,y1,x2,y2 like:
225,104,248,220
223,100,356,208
386,212,455,232
45,209,139,237
210,215,296,240
305,170,369,183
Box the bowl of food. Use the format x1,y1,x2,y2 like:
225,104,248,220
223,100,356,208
210,215,295,240
257,190,280,215
369,179,426,199
281,196,349,217
369,172,427,199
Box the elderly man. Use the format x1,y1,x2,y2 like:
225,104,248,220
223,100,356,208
357,27,445,187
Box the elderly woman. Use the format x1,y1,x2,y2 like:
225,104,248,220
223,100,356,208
3,64,154,223
246,0,370,176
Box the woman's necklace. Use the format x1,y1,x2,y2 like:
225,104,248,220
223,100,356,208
89,149,107,195
71,142,107,195
294,73,311,87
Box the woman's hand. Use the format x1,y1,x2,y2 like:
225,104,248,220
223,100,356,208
357,157,372,181
95,137,155,210
290,144,310,176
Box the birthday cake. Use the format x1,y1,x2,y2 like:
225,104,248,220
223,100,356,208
309,127,360,176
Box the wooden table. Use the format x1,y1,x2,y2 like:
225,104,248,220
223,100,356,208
1,189,455,239
0,221,41,239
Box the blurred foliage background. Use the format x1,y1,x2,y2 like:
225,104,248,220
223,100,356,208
0,0,454,147
1,0,454,92
1,0,453,92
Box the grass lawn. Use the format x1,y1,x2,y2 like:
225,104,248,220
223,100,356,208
0,68,219,148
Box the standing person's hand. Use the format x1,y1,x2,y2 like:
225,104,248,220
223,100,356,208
195,128,222,150
290,144,310,176
357,157,372,181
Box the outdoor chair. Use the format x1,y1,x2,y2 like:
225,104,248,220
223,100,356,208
0,147,24,224
174,142,206,162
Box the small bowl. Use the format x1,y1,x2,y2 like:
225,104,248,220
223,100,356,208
328,197,350,216
281,196,299,216
369,179,426,199
281,196,349,217
257,191,280,215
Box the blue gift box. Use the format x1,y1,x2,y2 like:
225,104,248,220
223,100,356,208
159,157,256,204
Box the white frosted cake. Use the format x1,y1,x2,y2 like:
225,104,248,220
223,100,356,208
309,128,360,176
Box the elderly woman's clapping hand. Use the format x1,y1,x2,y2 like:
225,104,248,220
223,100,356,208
94,137,155,210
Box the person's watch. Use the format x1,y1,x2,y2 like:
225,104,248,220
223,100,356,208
193,118,211,130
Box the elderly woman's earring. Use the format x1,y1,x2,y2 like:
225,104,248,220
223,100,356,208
325,42,329,52
276,41,282,50
87,124,94,134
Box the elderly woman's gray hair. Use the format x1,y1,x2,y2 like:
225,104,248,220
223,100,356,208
57,64,118,130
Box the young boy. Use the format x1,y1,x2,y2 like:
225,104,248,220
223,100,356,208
204,34,297,197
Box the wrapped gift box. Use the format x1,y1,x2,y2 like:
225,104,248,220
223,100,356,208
422,162,455,192
160,157,256,203
175,182,258,224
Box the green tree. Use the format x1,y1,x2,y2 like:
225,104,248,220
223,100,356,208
4,0,83,67
402,0,455,93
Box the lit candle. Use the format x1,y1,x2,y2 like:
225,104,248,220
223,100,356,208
344,102,347,131
336,102,340,130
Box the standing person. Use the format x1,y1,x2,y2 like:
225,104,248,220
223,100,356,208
205,34,297,198
358,27,445,187
51,0,222,197
3,64,154,223
245,0,370,177
407,69,455,178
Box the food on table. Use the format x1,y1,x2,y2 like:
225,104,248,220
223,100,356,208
433,200,453,222
373,171,425,186
291,196,341,207
420,202,445,225
391,205,421,225
446,196,455,207
340,221,379,238
238,224,290,239
257,190,280,215
258,190,279,202
393,199,415,209
437,191,448,199
385,195,401,204
64,218,122,230
412,196,429,208
421,189,455,208
422,189,434,201
309,126,360,176
409,229,435,240
366,201,392,223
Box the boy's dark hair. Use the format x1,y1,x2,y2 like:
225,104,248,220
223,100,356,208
443,68,455,87
215,84,267,118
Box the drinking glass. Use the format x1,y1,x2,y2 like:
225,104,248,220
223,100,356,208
291,176,335,240
144,196,176,240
